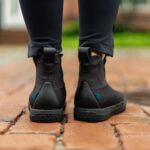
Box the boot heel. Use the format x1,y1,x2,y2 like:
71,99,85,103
29,106,65,122
74,100,126,122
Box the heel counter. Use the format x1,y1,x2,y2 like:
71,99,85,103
32,82,61,109
75,82,100,108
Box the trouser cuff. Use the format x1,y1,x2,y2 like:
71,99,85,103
79,32,114,57
28,39,62,57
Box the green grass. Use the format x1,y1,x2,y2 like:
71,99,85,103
62,32,150,49
62,35,78,49
114,32,150,48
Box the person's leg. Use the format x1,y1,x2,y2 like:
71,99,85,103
19,0,66,122
78,0,119,56
19,0,63,57
74,0,126,122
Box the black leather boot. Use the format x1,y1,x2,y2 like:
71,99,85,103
74,47,126,122
29,47,66,122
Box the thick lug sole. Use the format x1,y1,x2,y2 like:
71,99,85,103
29,106,65,123
74,100,126,122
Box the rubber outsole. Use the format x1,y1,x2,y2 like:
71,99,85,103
74,100,126,122
29,106,65,123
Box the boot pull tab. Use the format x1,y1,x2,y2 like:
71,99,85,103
78,47,91,64
43,47,57,63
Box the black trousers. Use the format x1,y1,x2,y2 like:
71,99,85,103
19,0,119,57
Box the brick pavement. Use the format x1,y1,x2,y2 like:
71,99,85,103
0,47,150,150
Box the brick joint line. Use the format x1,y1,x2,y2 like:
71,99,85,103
111,124,125,150
6,107,26,135
54,114,68,150
141,107,150,117
0,124,11,135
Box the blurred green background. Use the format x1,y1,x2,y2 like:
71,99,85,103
0,0,150,50
62,21,150,49
62,0,150,50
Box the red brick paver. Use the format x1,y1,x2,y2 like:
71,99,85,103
121,135,150,150
0,134,56,150
0,106,24,122
117,123,150,135
63,123,120,150
0,47,150,150
9,111,61,135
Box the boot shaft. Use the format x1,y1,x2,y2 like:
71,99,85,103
29,47,66,111
78,47,107,89
34,47,65,90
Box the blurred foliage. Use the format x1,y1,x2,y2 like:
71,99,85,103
114,32,150,47
62,20,127,35
120,0,147,4
62,0,150,49
114,25,129,33
62,33,150,49
63,21,79,36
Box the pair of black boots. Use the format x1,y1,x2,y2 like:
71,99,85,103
29,47,126,122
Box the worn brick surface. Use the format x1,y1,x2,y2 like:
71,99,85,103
0,83,33,108
0,47,150,150
117,123,150,135
10,111,61,135
121,135,150,150
63,123,119,149
106,55,150,92
105,103,150,124
0,60,33,94
0,105,24,122
106,113,150,124
0,134,56,150
123,103,145,114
